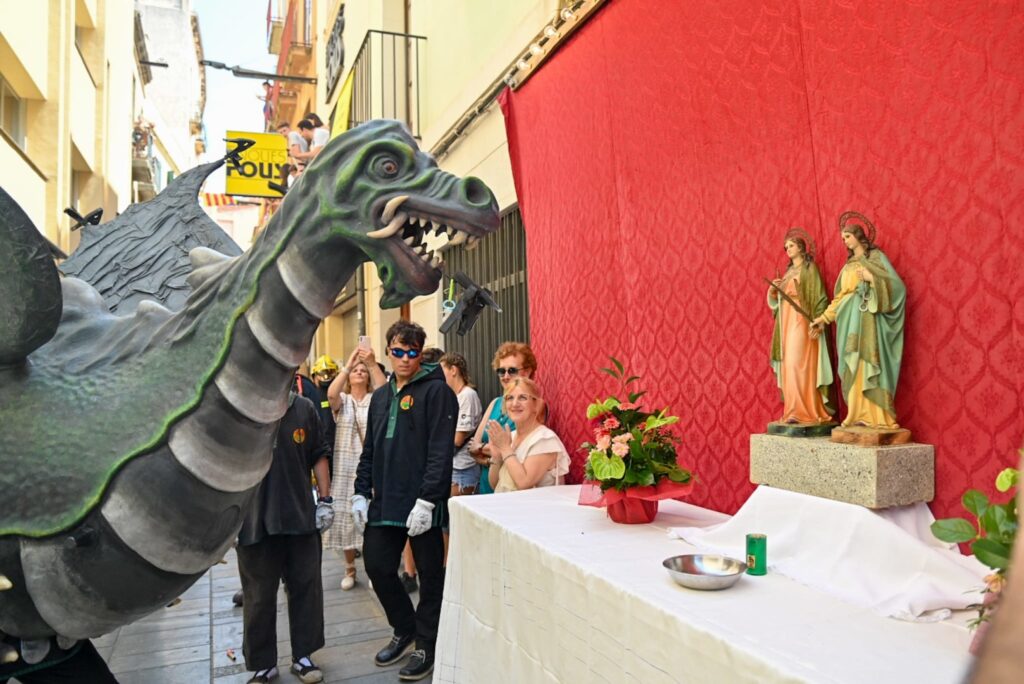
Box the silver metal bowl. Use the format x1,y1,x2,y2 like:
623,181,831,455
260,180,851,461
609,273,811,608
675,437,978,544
663,554,747,591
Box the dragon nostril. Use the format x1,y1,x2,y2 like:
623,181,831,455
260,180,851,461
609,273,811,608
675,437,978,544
461,177,491,207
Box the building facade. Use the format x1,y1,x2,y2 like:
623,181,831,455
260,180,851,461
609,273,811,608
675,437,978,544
0,0,205,254
274,0,568,400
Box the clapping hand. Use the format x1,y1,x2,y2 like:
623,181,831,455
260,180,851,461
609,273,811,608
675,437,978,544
485,421,512,451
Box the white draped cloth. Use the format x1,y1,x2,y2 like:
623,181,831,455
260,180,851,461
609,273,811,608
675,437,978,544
668,486,988,621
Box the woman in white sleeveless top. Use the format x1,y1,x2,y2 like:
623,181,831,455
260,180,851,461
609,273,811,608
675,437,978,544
484,377,569,492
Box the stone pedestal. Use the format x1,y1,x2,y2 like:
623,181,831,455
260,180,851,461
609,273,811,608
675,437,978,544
749,434,934,509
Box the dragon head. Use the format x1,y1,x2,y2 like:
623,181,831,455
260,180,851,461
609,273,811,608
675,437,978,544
301,120,499,308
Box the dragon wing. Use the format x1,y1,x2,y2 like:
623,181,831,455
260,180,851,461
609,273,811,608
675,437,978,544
60,159,243,314
0,189,65,365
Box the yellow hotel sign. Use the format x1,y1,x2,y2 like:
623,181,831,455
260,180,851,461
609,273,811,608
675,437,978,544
224,130,288,198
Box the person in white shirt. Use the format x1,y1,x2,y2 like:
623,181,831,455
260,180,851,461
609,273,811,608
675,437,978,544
485,376,569,492
306,113,331,155
440,352,483,496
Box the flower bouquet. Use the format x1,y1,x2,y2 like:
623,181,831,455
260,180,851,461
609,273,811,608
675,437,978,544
578,357,695,523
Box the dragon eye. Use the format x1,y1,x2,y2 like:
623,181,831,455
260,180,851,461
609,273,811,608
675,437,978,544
374,156,400,178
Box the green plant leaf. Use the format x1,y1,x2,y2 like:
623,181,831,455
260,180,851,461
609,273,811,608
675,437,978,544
980,505,1014,542
610,356,625,376
931,518,977,544
600,367,619,380
996,468,1019,493
962,489,989,518
668,468,692,483
973,538,1012,570
623,375,640,386
590,452,626,481
628,391,646,403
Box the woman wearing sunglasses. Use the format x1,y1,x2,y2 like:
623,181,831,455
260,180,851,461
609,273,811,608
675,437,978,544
468,342,539,494
484,377,569,492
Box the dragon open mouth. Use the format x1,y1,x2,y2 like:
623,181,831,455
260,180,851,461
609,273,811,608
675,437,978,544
367,195,482,273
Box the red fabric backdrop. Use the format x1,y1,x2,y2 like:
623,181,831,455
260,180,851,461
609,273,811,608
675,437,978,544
501,0,1024,517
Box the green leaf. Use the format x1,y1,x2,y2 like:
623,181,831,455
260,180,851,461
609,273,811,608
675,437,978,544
931,518,977,544
996,468,1019,493
668,468,692,483
627,391,646,403
980,505,1012,541
590,452,626,481
623,375,640,386
600,367,619,380
586,402,605,420
973,538,1012,570
962,489,989,518
610,356,625,376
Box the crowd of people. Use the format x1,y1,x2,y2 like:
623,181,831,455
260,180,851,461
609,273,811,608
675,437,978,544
236,321,569,683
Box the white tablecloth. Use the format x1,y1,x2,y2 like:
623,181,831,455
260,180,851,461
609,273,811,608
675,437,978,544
436,486,974,683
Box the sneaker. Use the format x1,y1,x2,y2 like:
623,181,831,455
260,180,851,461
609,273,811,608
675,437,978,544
374,633,414,666
340,573,356,591
400,571,418,593
232,590,244,607
246,666,278,683
398,650,434,681
291,656,323,684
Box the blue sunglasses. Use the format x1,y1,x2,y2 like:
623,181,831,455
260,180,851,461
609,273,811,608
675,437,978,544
389,348,421,359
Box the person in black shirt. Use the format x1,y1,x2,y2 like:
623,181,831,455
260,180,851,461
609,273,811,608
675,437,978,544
237,393,334,684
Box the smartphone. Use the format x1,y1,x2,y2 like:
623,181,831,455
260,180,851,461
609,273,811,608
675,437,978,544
358,335,371,350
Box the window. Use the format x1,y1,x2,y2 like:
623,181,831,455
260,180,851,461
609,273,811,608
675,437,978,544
0,74,26,148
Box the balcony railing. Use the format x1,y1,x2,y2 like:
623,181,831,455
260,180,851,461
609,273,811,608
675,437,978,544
348,30,425,139
267,1,285,54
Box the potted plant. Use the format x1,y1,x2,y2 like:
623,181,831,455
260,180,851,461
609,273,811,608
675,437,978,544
578,357,695,523
931,466,1019,654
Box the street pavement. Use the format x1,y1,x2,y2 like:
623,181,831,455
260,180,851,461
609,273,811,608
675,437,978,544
86,548,431,684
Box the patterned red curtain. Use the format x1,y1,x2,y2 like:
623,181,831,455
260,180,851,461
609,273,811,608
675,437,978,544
501,0,1024,516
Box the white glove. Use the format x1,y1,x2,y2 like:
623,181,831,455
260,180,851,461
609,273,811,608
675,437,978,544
405,499,435,537
351,494,369,535
315,499,335,531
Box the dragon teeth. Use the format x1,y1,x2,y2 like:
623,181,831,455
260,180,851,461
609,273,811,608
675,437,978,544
430,255,442,269
448,231,468,247
366,212,407,239
467,236,480,250
381,195,409,224
403,236,416,246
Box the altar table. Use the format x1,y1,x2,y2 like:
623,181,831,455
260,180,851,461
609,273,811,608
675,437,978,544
435,485,973,683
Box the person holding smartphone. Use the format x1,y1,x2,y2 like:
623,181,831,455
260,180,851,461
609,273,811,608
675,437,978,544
325,342,386,590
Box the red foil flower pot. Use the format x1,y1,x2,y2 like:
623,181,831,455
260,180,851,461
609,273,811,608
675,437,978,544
606,497,658,524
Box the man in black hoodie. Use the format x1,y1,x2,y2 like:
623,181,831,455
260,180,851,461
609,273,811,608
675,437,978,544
352,321,456,681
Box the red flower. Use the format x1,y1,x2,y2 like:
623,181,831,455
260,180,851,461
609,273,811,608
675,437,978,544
603,416,620,430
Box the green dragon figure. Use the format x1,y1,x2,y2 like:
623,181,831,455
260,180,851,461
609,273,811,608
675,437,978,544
0,121,498,664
